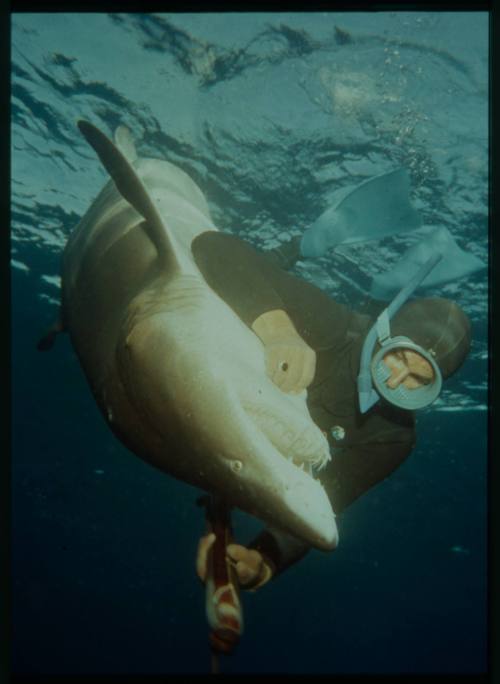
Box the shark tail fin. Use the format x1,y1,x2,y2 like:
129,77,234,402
114,125,138,163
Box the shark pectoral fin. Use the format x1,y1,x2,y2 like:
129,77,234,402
77,120,177,272
36,318,66,352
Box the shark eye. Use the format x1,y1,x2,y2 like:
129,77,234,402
230,460,243,473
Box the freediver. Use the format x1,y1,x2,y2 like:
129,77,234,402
195,231,471,590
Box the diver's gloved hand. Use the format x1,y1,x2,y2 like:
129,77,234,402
251,309,316,394
196,534,274,591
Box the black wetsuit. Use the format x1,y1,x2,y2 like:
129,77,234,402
192,231,416,574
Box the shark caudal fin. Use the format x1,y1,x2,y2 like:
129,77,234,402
77,120,177,272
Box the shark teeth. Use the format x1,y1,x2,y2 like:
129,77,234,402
286,455,320,479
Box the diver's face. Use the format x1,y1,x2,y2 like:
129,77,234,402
383,349,435,390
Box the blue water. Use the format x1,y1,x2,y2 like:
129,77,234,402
11,11,488,675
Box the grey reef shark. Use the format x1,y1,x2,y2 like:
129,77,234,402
39,121,338,551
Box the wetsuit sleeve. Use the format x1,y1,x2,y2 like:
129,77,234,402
192,231,356,350
248,527,310,579
191,231,286,328
322,440,414,515
247,439,414,578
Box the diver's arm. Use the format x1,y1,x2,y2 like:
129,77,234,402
192,231,286,328
247,527,310,584
192,231,316,393
320,439,415,515
198,444,416,589
242,439,415,584
243,440,415,585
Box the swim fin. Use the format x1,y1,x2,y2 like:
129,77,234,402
300,168,422,258
369,226,486,299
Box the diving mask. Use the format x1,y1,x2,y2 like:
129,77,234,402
358,253,443,413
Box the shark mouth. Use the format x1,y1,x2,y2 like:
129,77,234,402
243,397,332,473
288,449,330,478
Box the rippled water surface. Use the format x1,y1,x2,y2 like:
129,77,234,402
12,11,488,675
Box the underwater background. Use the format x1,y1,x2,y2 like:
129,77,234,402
11,11,488,675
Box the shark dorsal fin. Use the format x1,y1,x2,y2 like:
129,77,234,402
114,125,138,163
78,120,176,272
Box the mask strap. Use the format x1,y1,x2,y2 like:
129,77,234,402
376,309,391,345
